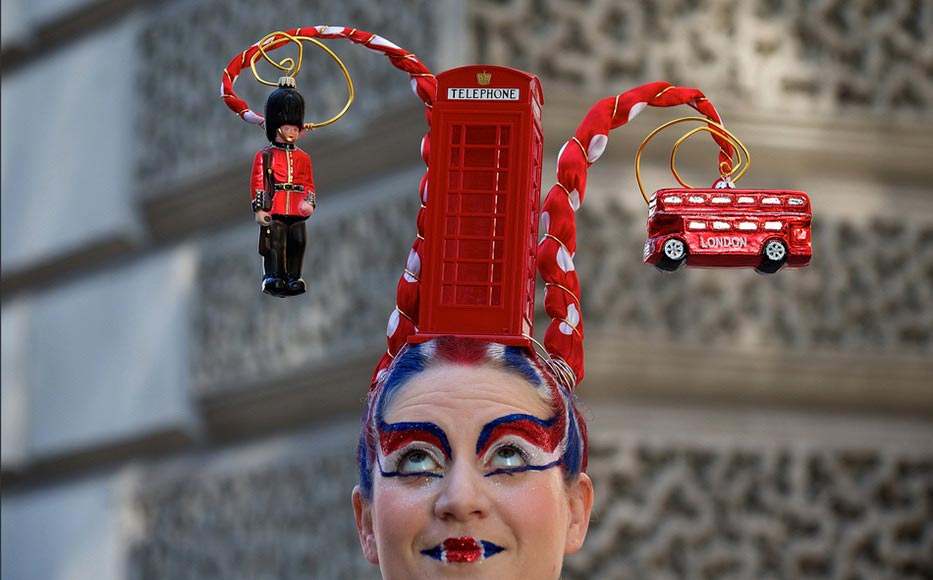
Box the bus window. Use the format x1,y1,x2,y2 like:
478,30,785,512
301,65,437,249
688,195,705,203
737,196,755,204
762,197,781,205
711,195,732,204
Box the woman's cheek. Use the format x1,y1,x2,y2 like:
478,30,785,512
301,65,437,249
370,481,439,576
494,474,562,506
491,472,568,537
372,477,439,533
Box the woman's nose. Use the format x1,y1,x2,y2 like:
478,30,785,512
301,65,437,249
434,461,492,521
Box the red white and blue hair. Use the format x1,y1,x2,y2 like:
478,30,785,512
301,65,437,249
357,336,588,499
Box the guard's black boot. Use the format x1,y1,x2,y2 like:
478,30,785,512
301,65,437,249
262,276,287,296
283,219,308,296
286,277,306,295
262,221,289,297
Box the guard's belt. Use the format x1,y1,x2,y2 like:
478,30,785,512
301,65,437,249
274,183,305,192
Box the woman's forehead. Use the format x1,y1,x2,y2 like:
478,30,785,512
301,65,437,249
382,363,552,427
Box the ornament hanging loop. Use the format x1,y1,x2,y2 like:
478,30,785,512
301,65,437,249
635,116,750,204
250,31,305,86
249,31,355,130
670,124,750,189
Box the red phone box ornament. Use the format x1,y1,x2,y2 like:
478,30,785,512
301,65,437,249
413,65,545,348
644,188,812,274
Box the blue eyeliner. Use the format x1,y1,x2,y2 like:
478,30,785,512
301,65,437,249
484,459,562,477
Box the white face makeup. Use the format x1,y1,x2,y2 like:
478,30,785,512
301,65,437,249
352,363,593,580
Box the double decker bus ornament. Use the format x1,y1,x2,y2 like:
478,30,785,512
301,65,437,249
644,188,812,274
635,117,812,274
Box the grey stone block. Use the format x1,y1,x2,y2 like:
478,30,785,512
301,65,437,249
25,246,198,460
2,299,29,471
1,15,141,275
2,470,127,580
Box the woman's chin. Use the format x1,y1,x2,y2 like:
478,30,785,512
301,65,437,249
416,558,510,580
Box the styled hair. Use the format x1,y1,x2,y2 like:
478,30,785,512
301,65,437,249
264,86,305,142
357,336,588,499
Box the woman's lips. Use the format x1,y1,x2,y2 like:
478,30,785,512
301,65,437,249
421,537,505,563
443,537,481,563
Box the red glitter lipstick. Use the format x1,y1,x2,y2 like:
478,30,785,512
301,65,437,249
421,536,505,563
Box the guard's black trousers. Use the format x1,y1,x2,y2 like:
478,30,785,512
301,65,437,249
259,216,307,280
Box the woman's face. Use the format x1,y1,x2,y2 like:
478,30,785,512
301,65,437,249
352,362,593,580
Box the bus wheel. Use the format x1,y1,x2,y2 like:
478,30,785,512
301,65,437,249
756,240,787,274
657,238,687,272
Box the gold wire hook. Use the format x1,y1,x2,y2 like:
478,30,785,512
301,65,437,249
634,116,751,204
249,31,356,130
670,125,750,189
250,31,304,86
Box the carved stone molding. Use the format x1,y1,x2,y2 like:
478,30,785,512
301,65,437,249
564,432,933,580
127,424,380,580
135,0,437,191
193,187,420,396
125,416,932,580
192,172,932,408
577,198,933,354
471,0,933,118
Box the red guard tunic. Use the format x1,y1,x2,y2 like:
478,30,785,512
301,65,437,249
250,143,315,217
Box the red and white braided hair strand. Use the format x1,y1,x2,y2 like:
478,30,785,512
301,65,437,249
537,81,735,388
220,27,436,391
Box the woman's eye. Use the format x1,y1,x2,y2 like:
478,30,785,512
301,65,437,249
398,449,441,474
489,445,528,469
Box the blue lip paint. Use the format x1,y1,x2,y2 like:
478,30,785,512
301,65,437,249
420,540,505,562
481,540,505,558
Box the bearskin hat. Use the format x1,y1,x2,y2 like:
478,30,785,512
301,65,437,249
264,82,305,142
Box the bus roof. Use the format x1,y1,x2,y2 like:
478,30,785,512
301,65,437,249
650,188,811,214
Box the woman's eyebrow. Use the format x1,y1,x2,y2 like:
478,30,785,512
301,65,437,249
475,412,563,456
378,420,452,459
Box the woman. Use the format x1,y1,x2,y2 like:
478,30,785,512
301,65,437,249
221,28,733,579
353,336,594,579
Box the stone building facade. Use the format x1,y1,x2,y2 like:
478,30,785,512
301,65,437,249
2,1,931,579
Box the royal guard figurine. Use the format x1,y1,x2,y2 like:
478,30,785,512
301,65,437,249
251,77,316,297
222,30,359,297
